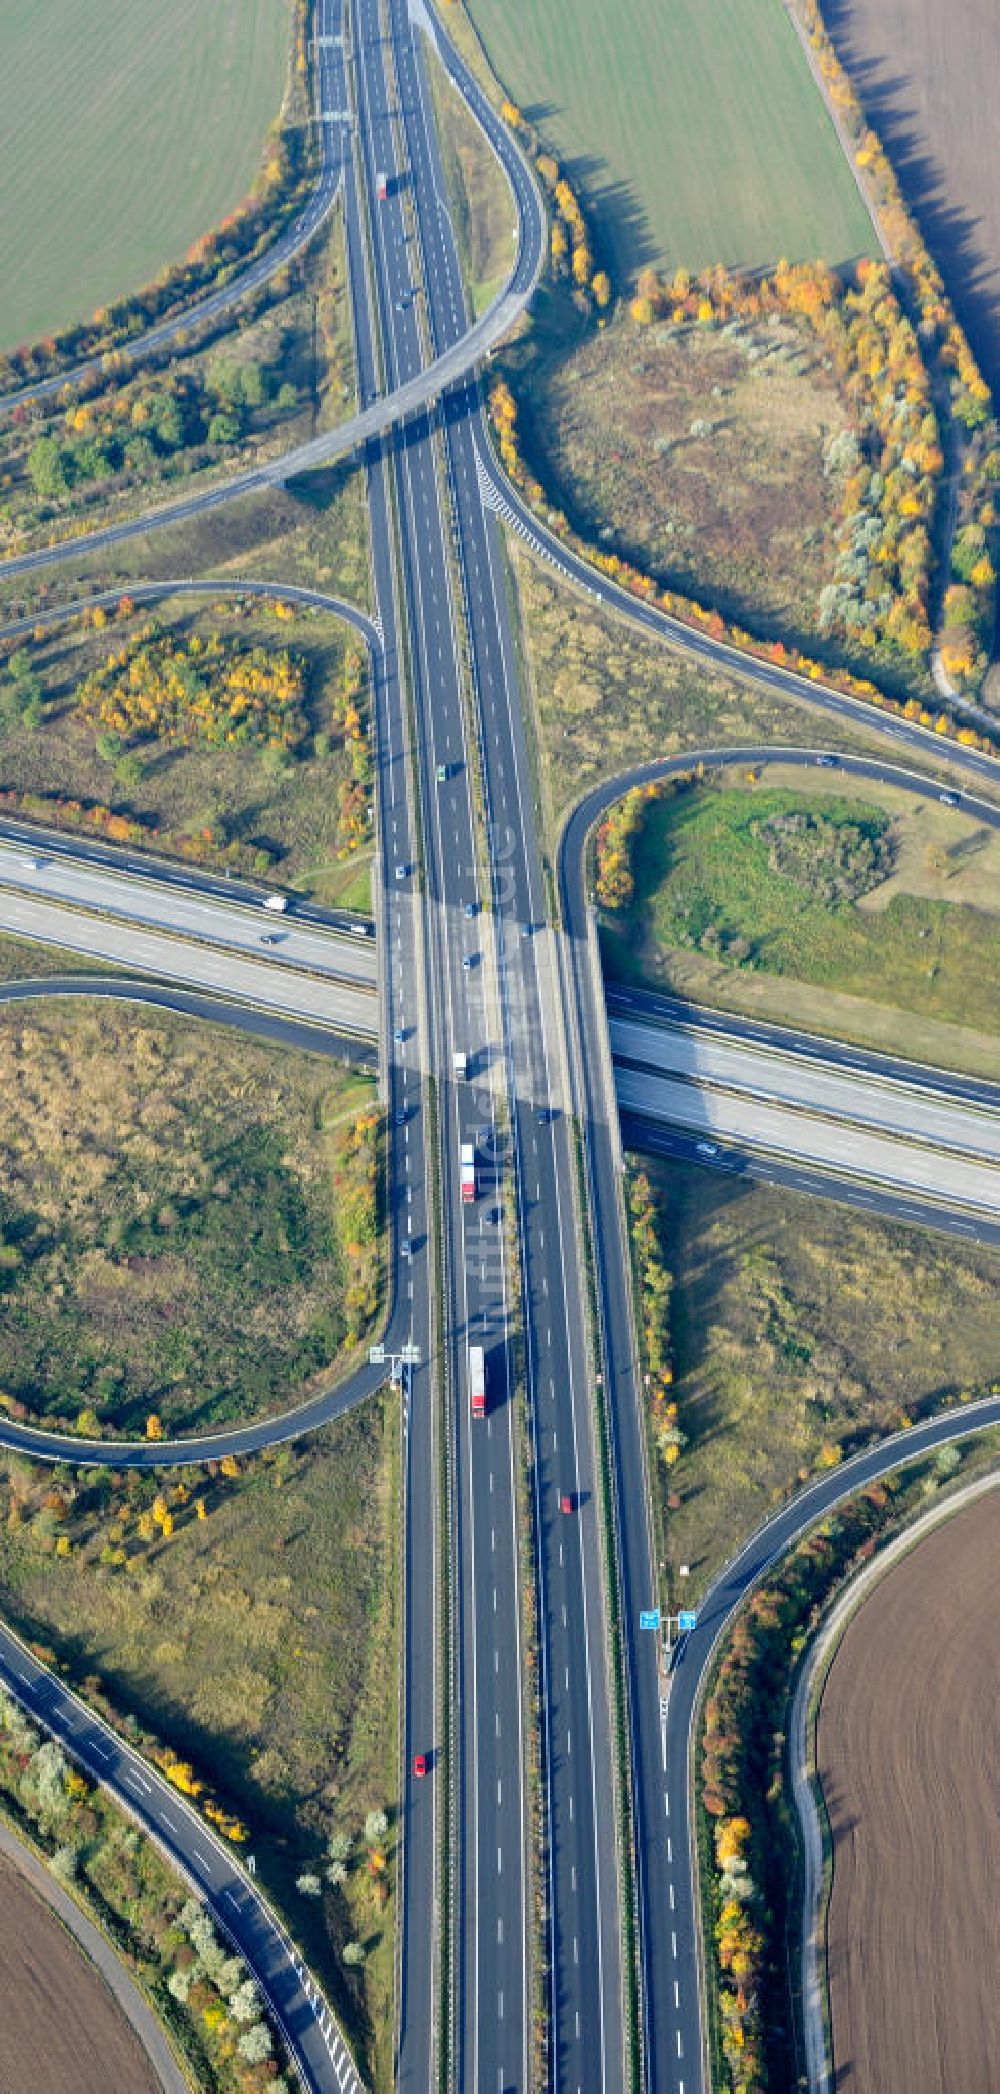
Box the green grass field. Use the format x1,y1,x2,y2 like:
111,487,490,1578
0,0,290,351
464,0,876,279
601,777,1000,1065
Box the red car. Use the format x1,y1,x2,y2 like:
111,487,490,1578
413,1752,427,1779
559,1493,573,1515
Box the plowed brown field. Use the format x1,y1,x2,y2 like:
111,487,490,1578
816,1490,1000,2093
0,1856,159,2094
826,0,1000,399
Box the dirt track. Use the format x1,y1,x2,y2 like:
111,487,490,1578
816,1490,1000,2092
825,0,1000,400
0,1854,160,2094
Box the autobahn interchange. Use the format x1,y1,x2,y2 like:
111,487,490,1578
2,6,1000,2094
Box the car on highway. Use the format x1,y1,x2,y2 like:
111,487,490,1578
413,1752,427,1778
464,900,477,919
559,1492,573,1515
436,763,449,781
401,1238,414,1262
815,754,837,768
521,921,532,937
696,1140,719,1157
462,952,478,971
393,1026,406,1044
395,1107,408,1125
19,856,42,871
395,863,408,880
486,1204,503,1225
939,790,959,806
260,932,282,945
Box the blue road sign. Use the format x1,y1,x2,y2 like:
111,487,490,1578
640,1609,661,1631
678,1610,698,1632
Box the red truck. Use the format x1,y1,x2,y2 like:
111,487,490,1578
469,1345,486,1421
376,169,388,202
461,1142,476,1204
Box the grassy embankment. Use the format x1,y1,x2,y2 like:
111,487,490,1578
0,1001,382,1437
0,0,290,350
461,0,875,281
600,770,1000,1075
508,546,978,838
628,1157,1000,1599
0,935,134,984
0,1400,400,2092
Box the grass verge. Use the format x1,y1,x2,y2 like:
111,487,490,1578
506,538,950,842
422,36,516,316
695,1427,1000,2090
1,585,373,904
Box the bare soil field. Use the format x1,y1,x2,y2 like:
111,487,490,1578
825,0,1000,402
0,1853,159,2093
817,1490,1000,2093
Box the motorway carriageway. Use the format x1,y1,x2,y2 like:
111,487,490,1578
0,839,378,989
616,1062,1000,1215
610,1011,1000,1162
9,812,998,1184
0,886,376,1036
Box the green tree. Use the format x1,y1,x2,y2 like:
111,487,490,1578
27,437,69,500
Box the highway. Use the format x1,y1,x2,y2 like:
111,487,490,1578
0,6,546,592
0,840,378,988
0,972,377,1068
560,739,1000,2092
365,0,628,2080
3,0,1000,2076
616,1059,1000,1214
607,981,1000,1112
621,1111,1000,1249
0,885,377,1035
610,1004,1000,1162
348,13,533,2082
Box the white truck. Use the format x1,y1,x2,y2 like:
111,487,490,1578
262,894,289,914
453,1050,468,1080
461,1143,476,1204
469,1344,486,1420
